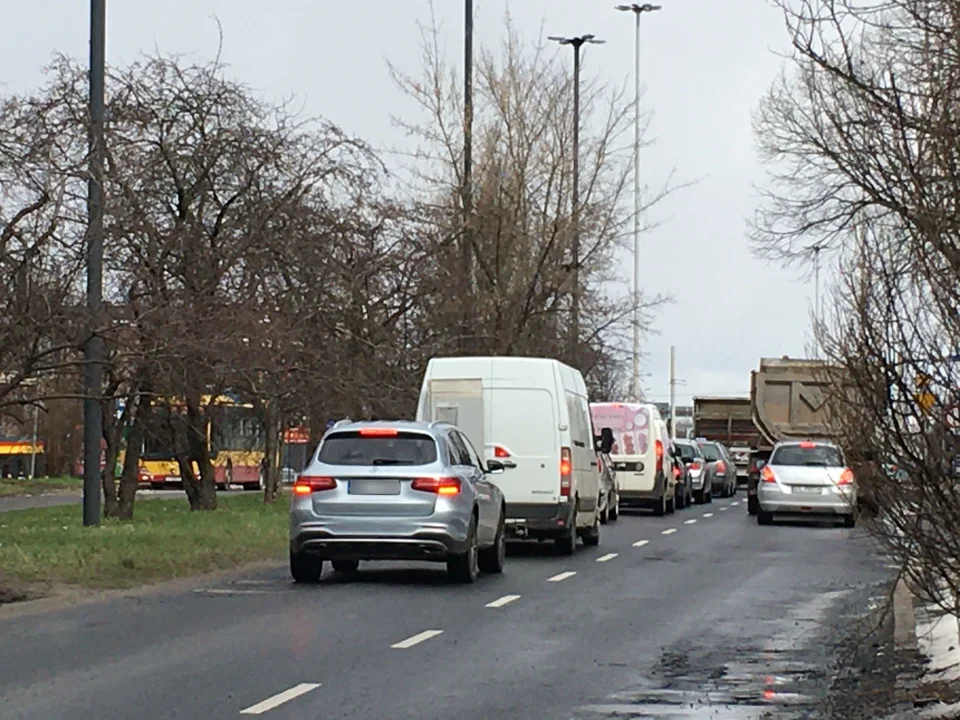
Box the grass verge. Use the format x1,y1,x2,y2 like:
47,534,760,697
0,475,84,497
0,494,287,592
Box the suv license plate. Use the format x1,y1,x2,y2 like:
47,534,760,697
348,479,401,495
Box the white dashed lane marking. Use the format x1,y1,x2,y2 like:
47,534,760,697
486,594,521,608
632,540,649,547
720,507,728,511
240,683,321,715
547,571,577,582
390,630,443,649
684,519,697,524
596,553,618,563
731,501,740,506
662,528,677,535
703,513,714,518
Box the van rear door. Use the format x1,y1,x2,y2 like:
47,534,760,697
488,388,559,504
421,379,485,454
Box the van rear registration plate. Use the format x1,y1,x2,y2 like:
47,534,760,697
348,479,401,495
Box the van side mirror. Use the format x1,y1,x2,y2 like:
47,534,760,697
485,459,506,475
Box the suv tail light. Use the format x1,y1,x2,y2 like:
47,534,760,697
560,447,572,497
359,427,398,437
838,468,854,485
761,466,777,484
715,460,726,474
655,440,663,474
411,476,461,495
293,475,337,494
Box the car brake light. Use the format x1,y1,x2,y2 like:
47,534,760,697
655,439,663,473
560,447,572,497
761,466,777,483
411,476,461,495
293,475,337,494
359,427,398,436
494,445,510,458
838,467,854,485
715,460,726,474
799,441,816,448
688,461,701,471
673,465,680,479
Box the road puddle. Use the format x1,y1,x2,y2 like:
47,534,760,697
575,647,821,719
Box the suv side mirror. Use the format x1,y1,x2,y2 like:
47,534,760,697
485,459,506,475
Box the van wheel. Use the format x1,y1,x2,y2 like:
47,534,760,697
555,513,577,555
676,490,686,510
705,489,713,503
582,513,601,547
599,500,609,525
747,495,759,515
609,494,619,521
667,495,676,514
653,494,666,517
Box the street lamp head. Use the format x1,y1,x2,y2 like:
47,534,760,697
548,35,572,45
549,34,605,46
615,3,662,12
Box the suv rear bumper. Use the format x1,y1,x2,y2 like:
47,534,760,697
291,527,468,562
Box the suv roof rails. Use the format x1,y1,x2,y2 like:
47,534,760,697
331,418,352,428
428,420,453,429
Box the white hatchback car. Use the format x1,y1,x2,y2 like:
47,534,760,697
757,440,857,527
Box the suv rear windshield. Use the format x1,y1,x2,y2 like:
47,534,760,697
698,442,722,461
771,444,844,467
675,443,703,462
318,431,438,466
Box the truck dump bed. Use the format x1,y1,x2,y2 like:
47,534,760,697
750,357,843,448
692,396,761,447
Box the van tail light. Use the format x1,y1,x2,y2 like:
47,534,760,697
411,476,462,495
293,475,337,494
560,447,572,497
761,466,777,484
494,445,511,458
715,460,726,474
655,440,663,474
596,454,603,474
838,468,854,485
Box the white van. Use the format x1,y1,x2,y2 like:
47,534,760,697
416,356,602,554
589,402,676,515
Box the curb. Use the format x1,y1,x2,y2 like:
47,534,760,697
894,578,918,652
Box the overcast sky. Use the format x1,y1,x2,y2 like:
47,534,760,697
5,0,821,406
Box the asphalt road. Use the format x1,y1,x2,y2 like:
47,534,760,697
0,494,892,720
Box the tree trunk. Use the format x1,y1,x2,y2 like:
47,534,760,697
100,396,121,518
180,396,217,511
262,403,281,504
115,399,147,519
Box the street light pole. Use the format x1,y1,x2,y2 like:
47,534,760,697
548,33,605,359
83,0,106,526
460,0,474,353
807,242,827,359
616,4,660,401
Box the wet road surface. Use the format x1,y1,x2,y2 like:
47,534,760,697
0,495,890,719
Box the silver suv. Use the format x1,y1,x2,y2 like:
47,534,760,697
289,420,508,584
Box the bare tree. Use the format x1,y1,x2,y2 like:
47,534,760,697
754,0,960,615
387,10,673,385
